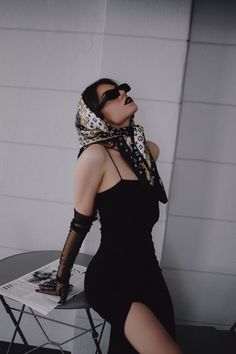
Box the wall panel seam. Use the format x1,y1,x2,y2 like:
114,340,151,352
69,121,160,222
176,318,233,327
0,27,188,42
183,99,236,108
190,40,236,48
176,157,236,166
0,193,72,206
97,0,108,76
163,266,236,277
0,140,77,151
0,245,29,252
0,84,82,94
103,33,187,42
161,0,195,261
169,213,236,224
0,27,104,35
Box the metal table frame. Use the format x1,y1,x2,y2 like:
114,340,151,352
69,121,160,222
0,251,106,354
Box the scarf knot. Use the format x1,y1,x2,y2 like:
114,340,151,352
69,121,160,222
75,97,167,203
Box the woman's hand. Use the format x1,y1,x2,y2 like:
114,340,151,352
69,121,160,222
36,279,73,304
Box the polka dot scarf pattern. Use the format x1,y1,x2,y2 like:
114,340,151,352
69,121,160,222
75,97,167,204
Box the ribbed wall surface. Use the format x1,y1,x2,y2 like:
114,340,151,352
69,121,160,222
161,0,236,331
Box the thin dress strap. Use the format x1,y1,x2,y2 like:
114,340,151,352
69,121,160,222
105,147,123,181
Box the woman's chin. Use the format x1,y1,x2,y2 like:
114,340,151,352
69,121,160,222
127,104,138,118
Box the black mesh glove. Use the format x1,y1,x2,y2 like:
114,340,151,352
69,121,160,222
36,209,96,304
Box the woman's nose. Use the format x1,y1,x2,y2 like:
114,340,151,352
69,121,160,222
119,89,126,98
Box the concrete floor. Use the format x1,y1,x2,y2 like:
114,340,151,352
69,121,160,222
176,325,236,354
1,325,235,354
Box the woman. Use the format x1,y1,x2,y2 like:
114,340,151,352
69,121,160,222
38,78,183,354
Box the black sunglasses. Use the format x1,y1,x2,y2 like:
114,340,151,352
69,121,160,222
98,83,131,110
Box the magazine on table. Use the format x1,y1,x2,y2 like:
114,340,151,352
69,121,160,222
0,259,86,315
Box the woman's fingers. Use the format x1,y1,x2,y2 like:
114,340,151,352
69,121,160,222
35,281,73,304
37,279,58,295
58,286,69,304
36,287,57,296
58,284,73,304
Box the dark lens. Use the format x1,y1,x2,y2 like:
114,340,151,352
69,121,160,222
98,84,130,110
105,89,120,100
99,87,120,109
118,83,131,93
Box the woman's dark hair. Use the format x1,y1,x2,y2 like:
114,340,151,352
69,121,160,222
82,78,118,118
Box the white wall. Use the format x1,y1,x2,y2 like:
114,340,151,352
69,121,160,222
161,0,236,331
0,0,193,352
0,0,107,351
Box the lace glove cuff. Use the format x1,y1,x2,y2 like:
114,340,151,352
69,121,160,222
56,208,97,284
37,209,97,303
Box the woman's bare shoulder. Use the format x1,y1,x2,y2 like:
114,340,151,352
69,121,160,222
76,143,107,166
73,144,107,214
146,140,160,161
74,143,107,186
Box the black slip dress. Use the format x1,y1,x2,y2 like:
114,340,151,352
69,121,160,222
84,147,176,353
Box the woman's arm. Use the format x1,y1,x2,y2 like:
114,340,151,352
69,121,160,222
146,140,160,161
74,143,106,215
37,144,106,303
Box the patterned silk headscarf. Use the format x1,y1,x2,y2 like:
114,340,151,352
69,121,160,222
75,97,168,204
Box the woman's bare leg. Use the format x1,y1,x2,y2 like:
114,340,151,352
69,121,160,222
124,302,183,354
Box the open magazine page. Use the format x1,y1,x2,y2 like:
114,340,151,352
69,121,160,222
0,259,86,315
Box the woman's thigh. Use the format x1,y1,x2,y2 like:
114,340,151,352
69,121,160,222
124,302,183,354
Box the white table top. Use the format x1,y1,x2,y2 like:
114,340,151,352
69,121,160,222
0,251,92,310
